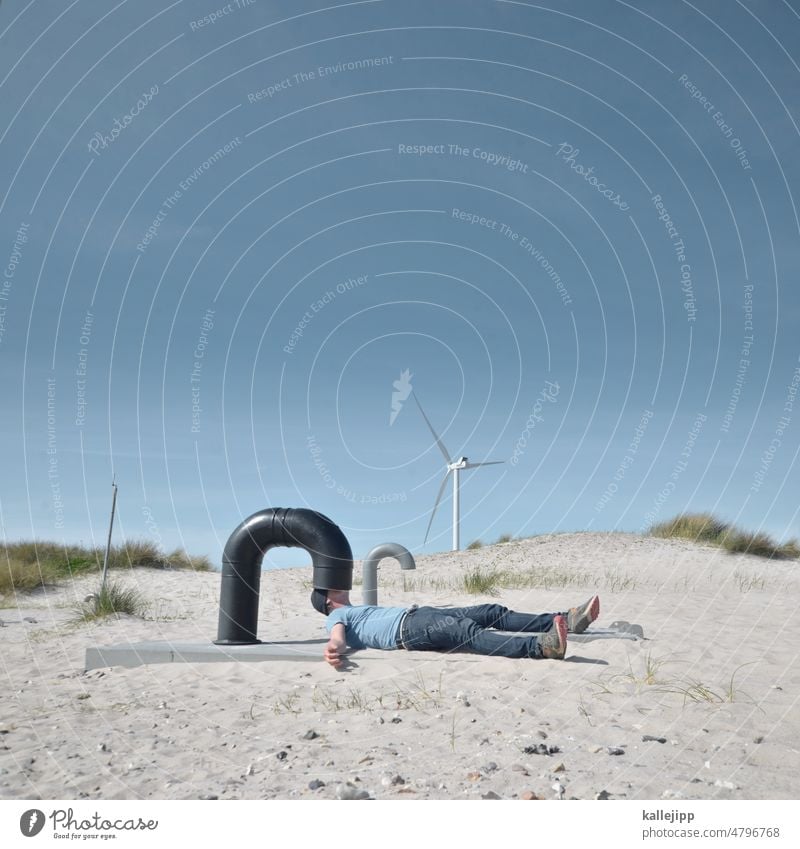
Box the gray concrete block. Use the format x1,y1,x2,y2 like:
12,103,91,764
84,640,326,671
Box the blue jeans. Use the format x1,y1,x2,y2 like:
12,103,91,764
399,604,563,659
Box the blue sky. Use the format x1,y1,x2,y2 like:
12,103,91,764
1,0,799,567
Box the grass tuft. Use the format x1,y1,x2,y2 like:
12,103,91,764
648,513,799,560
163,548,213,572
466,539,483,550
76,580,147,621
495,533,514,544
649,512,729,544
462,567,503,596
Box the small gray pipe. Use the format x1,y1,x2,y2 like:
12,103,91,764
361,542,416,606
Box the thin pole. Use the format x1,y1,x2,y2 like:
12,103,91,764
100,479,118,590
452,467,460,551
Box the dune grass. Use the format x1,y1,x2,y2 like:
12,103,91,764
466,539,483,550
75,580,148,622
648,512,800,560
0,538,213,597
462,567,504,595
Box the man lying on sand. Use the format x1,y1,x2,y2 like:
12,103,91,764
310,590,600,669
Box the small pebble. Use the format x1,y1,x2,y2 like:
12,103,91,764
466,771,482,781
520,790,541,800
481,791,501,800
536,730,548,739
481,762,498,773
308,779,325,790
523,742,559,756
336,782,370,800
595,790,610,800
642,735,667,744
607,747,625,756
276,751,288,761
714,779,736,790
552,762,566,773
753,735,764,744
390,716,402,724
23,617,37,624
302,730,319,740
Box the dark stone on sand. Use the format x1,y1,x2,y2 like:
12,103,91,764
523,743,561,756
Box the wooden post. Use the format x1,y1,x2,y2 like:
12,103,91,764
100,479,118,591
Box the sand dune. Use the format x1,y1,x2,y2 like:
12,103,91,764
1,532,797,800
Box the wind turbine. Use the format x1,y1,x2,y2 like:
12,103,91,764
413,392,504,551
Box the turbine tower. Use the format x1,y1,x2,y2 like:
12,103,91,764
413,392,504,551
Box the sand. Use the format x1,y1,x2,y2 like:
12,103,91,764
1,532,798,800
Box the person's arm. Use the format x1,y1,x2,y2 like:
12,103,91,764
324,622,347,669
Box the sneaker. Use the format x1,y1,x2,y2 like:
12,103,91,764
539,614,567,660
567,595,600,634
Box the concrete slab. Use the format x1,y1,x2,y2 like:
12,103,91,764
85,625,645,670
568,628,643,642
85,640,327,671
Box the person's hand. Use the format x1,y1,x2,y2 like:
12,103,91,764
324,635,347,669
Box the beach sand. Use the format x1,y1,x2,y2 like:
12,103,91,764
1,532,797,800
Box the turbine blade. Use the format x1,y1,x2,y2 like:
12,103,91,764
463,460,504,469
412,391,451,463
424,472,451,543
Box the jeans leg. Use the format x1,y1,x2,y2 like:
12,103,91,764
440,603,558,633
407,608,543,658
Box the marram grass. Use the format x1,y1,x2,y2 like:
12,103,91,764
76,580,147,621
0,538,213,597
648,512,799,560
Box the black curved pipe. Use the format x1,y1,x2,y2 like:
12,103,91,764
214,507,353,645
